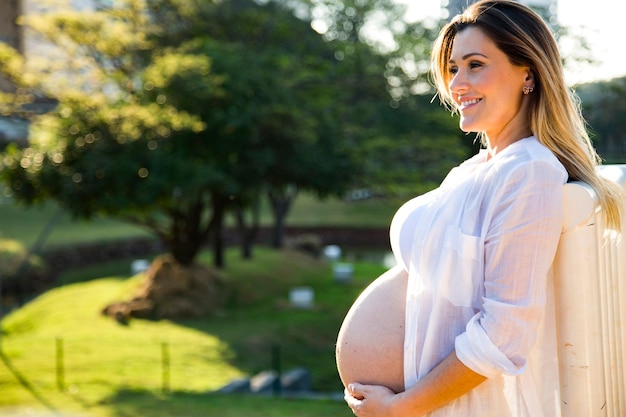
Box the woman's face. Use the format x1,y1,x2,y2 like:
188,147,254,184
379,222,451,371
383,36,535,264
448,26,532,144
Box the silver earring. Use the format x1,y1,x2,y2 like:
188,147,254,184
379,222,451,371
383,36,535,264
523,86,534,95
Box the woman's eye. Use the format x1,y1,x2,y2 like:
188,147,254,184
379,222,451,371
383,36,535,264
469,61,482,69
449,66,458,74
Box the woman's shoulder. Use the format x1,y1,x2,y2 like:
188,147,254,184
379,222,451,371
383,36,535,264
493,136,567,181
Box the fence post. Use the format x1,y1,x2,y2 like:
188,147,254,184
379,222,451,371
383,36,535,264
56,337,64,392
0,267,3,348
271,344,282,396
161,342,170,393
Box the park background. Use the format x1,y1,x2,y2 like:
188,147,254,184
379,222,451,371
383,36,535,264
1,0,625,416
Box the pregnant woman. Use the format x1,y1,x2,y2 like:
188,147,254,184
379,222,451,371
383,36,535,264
336,1,622,416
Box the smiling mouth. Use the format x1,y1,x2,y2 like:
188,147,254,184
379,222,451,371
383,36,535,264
459,98,482,110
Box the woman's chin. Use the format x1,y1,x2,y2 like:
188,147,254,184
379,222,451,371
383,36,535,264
459,121,478,133
335,266,408,394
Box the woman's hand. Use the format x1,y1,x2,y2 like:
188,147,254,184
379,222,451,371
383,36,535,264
344,382,404,417
344,352,487,416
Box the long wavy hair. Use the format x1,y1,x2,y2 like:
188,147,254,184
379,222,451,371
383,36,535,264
431,0,622,230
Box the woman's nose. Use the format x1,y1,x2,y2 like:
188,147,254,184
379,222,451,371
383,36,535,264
449,70,469,95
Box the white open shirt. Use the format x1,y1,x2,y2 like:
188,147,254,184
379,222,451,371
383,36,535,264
390,136,568,416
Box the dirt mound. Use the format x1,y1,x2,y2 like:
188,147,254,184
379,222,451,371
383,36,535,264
102,254,225,322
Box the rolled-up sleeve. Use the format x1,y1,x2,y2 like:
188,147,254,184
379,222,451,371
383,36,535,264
456,160,566,378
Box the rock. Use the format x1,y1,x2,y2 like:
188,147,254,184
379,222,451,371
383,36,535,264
215,378,251,394
281,367,311,392
250,370,280,395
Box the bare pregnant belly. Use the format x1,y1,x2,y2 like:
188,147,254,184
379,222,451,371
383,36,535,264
335,265,407,394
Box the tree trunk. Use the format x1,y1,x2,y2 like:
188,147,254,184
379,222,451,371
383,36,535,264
166,200,211,266
234,210,254,260
268,188,296,249
169,240,200,266
212,194,226,268
236,209,253,260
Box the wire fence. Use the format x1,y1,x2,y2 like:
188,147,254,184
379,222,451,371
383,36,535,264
49,338,171,394
1,336,336,400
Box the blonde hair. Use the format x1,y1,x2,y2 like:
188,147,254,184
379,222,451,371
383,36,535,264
431,0,622,230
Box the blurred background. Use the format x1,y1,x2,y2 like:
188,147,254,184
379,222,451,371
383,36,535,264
1,1,624,416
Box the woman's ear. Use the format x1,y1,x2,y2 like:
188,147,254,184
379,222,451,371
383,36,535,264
522,70,536,95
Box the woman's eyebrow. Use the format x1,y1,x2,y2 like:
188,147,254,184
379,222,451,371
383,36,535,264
449,52,488,64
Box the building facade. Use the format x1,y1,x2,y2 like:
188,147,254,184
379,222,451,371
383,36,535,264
0,0,26,143
0,0,23,53
0,0,23,92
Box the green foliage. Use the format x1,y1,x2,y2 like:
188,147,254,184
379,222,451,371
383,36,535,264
300,0,468,201
384,18,442,99
577,77,626,162
0,0,471,266
348,93,470,202
0,0,359,266
189,1,355,198
0,2,213,219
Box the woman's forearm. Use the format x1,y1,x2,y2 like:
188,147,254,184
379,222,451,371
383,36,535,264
391,350,487,416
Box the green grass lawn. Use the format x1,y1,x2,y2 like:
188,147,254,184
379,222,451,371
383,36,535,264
0,191,395,416
0,202,151,249
0,247,387,417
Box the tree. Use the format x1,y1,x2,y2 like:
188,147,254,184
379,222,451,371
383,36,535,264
300,0,470,200
0,0,359,318
577,77,626,162
1,1,217,265
192,0,357,249
353,94,469,203
0,0,357,266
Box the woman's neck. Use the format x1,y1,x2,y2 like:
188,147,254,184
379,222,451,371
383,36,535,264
484,126,533,160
